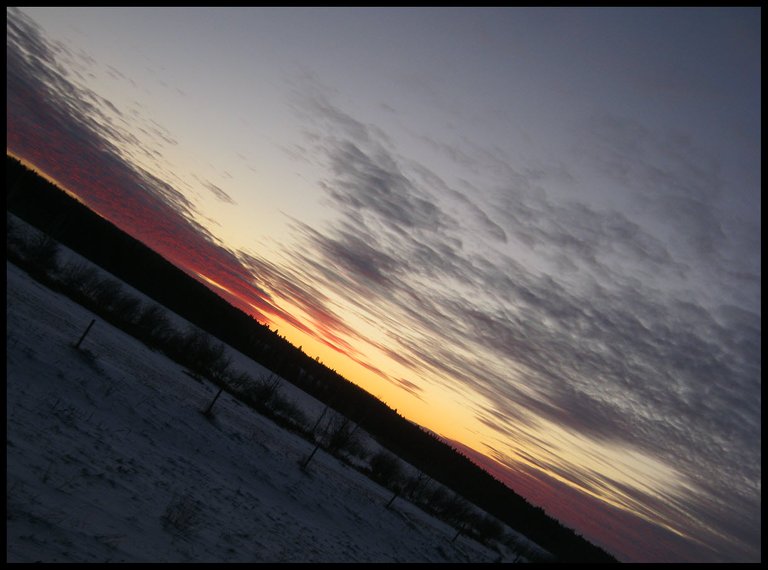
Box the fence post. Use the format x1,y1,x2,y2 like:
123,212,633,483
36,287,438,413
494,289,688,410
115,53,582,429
75,319,96,349
203,387,225,416
310,405,329,438
301,442,321,471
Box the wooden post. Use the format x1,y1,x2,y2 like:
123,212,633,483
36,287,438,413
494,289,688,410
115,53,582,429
301,442,321,470
75,319,96,349
203,387,224,416
451,523,465,543
310,405,329,437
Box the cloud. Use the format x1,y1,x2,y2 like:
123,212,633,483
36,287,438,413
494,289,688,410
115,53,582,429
311,225,401,289
284,86,760,562
573,113,760,305
479,443,725,563
389,377,424,399
6,8,276,325
203,180,237,205
236,248,369,354
405,161,508,243
322,139,457,235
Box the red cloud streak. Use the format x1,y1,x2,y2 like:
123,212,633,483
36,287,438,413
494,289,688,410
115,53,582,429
446,438,704,563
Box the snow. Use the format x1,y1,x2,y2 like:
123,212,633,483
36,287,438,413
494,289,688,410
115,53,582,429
6,249,543,563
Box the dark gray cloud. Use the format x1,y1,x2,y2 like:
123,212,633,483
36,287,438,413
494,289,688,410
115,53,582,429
313,226,401,289
202,180,236,205
573,113,760,304
280,88,760,562
322,140,457,235
389,377,424,399
406,161,508,243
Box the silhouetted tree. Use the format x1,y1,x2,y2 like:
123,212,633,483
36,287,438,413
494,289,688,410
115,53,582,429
325,415,361,456
134,304,174,345
369,451,404,491
25,231,60,273
181,328,231,382
90,277,124,313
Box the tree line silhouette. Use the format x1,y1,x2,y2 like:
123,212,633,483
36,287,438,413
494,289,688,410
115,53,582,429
6,154,617,563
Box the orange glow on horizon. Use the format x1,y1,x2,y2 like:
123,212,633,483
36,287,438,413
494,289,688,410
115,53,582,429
261,307,491,446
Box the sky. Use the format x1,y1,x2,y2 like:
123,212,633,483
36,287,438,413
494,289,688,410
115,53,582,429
6,7,761,563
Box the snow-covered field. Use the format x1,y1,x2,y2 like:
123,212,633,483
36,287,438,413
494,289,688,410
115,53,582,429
6,251,525,563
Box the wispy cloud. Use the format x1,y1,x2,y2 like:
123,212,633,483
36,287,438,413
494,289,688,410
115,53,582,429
202,180,236,205
280,86,760,562
7,8,265,323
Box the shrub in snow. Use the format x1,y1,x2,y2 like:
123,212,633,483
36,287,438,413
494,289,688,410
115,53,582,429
439,492,473,526
224,370,253,392
268,393,309,431
24,232,61,274
110,293,143,325
324,415,363,459
6,214,25,254
369,451,404,492
423,485,452,516
134,304,175,345
233,373,308,431
60,263,102,298
179,328,231,382
88,277,125,313
476,514,505,544
239,373,282,409
403,471,432,502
